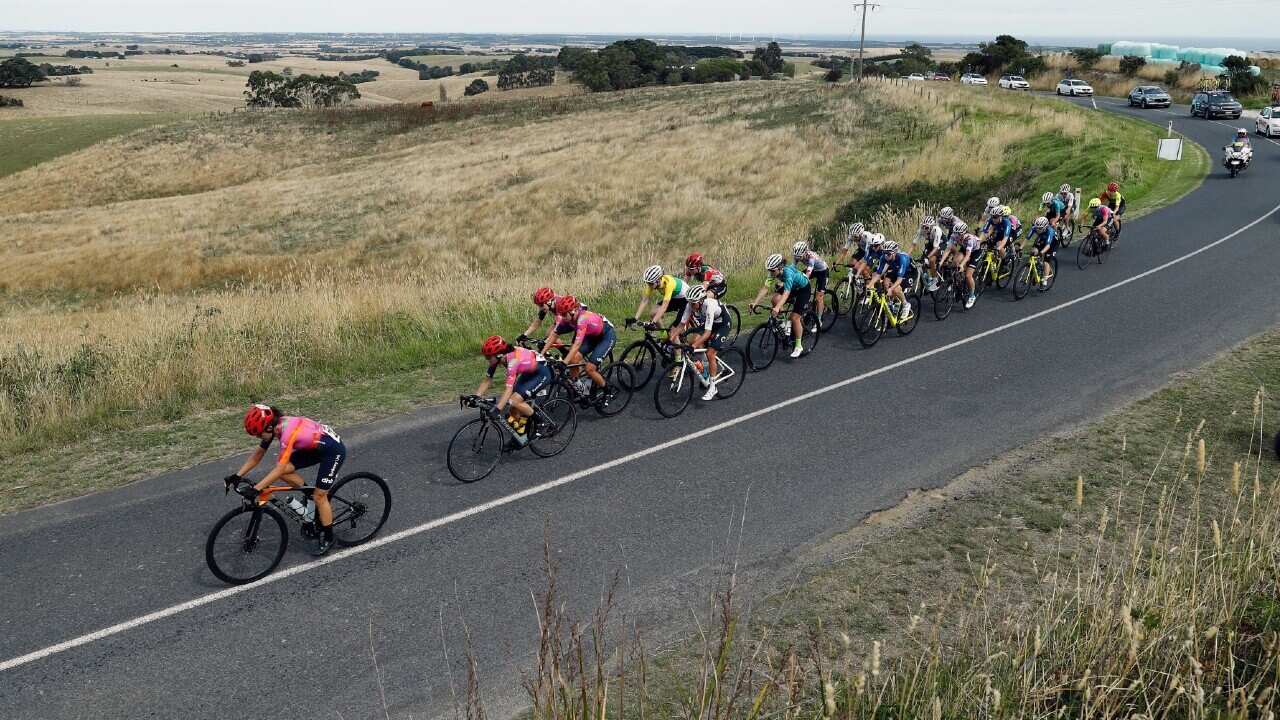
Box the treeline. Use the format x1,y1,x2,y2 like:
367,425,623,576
318,54,381,62
558,40,786,92
496,54,556,90
243,70,360,108
337,69,379,84
0,57,91,88
39,63,93,77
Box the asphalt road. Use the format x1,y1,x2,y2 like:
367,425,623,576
2,96,1278,720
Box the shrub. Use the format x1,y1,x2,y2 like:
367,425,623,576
1119,55,1147,76
0,94,23,107
825,67,845,83
464,78,489,96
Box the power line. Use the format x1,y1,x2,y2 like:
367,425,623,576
853,0,881,84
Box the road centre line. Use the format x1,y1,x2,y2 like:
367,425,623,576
3,198,1279,675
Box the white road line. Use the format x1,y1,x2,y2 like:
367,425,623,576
3,200,1280,675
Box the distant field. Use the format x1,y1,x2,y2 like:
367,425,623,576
404,53,514,67
0,113,178,177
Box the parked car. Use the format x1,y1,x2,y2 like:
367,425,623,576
960,73,988,86
1128,85,1172,108
1256,106,1280,138
907,73,926,81
1056,79,1094,96
998,74,1030,90
928,72,951,81
1191,91,1243,120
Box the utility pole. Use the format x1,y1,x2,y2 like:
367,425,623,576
853,0,881,84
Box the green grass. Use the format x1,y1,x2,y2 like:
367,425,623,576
0,113,180,178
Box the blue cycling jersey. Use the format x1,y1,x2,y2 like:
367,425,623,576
984,217,1013,240
1029,226,1057,247
879,251,912,278
777,264,810,292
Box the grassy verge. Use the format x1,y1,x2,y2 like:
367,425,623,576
0,113,179,178
518,325,1280,719
0,82,1206,514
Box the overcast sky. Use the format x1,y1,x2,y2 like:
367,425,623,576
5,0,1278,45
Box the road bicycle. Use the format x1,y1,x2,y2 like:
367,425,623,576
206,473,391,585
1012,250,1058,300
831,264,865,318
524,336,614,366
1054,218,1076,249
619,322,683,390
546,357,634,417
745,304,820,371
852,281,920,348
811,277,838,333
1075,224,1118,269
973,243,1017,297
445,394,576,483
652,343,747,418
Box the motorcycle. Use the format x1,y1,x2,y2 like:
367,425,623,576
1224,144,1250,178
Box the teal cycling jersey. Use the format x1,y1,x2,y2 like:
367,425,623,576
776,265,810,292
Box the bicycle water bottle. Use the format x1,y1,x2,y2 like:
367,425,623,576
303,499,316,523
287,498,307,517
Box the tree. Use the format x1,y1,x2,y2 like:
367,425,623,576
1118,55,1146,76
692,57,743,84
902,43,933,63
464,78,489,96
243,71,359,108
1070,48,1103,70
824,67,844,83
0,57,44,88
1222,55,1265,96
752,42,785,77
962,35,1045,77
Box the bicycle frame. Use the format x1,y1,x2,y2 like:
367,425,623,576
863,284,906,329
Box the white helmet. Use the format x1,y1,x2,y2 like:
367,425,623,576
848,222,865,236
765,253,785,271
643,265,663,284
686,284,707,303
939,206,954,220
920,215,935,228
1059,183,1072,194
792,240,808,257
986,197,1001,209
1033,216,1049,230
992,205,1007,217
952,220,969,235
1041,191,1054,204
867,234,884,250
882,240,899,254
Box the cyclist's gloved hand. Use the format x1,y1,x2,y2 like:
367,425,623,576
235,483,260,501
625,318,636,329
515,333,529,343
488,405,505,420
223,474,241,494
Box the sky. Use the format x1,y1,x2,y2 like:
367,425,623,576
4,0,1279,47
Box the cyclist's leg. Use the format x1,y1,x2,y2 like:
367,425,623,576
583,326,615,388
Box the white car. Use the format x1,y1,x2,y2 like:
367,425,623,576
1056,79,1094,96
960,73,988,86
1256,106,1280,138
999,74,1030,90
907,73,926,81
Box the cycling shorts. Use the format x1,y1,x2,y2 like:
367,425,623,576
787,284,812,315
513,363,552,400
810,269,829,293
665,298,688,325
289,435,346,492
1034,236,1057,257
579,323,615,366
704,322,730,351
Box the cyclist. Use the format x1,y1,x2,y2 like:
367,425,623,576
916,215,945,292
981,205,1015,261
672,284,731,400
1088,197,1115,247
792,240,830,320
631,265,690,329
1099,182,1126,232
868,240,915,323
1041,191,1067,235
229,405,346,556
938,207,965,243
519,287,583,353
749,253,811,359
938,220,981,309
557,295,616,401
980,196,1001,226
1026,216,1058,288
683,253,727,299
1056,183,1077,235
473,335,552,448
835,222,874,278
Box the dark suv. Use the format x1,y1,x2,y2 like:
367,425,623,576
1191,91,1242,120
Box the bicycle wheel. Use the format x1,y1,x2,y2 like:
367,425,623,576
722,304,742,346
529,397,577,458
619,340,655,390
996,253,1017,290
1012,260,1032,300
896,296,920,336
973,257,992,298
328,472,391,547
594,363,634,417
1038,257,1059,293
1075,235,1094,270
855,300,884,348
446,418,504,483
654,362,695,418
834,279,853,317
205,505,288,585
712,348,746,399
815,292,837,334
800,312,820,355
746,323,778,371
932,276,954,320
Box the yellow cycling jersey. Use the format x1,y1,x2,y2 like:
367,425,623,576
642,275,687,303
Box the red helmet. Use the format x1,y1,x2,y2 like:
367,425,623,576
532,287,555,306
1106,182,1119,193
554,294,579,317
481,335,508,357
685,252,704,269
244,404,278,436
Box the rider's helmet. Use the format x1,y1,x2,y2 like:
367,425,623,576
952,221,969,235
992,205,1007,217
481,335,509,357
1236,128,1248,140
686,284,707,303
533,287,555,307
554,295,579,317
792,240,809,257
1001,205,1013,217
986,197,1001,210
1106,181,1119,193
1060,183,1072,194
1033,216,1049,230
1088,197,1102,209
1042,191,1055,205
685,252,704,269
882,240,900,255
243,404,278,436
643,265,663,284
867,234,884,250
765,253,785,271
939,207,954,220
847,222,865,237
920,215,936,228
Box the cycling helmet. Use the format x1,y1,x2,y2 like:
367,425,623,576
848,221,865,236
243,404,278,436
939,206,954,220
1088,198,1101,209
685,252,704,269
482,335,509,357
882,240,899,254
1033,216,1049,230
1001,205,1012,217
765,253,785,271
867,234,884,250
792,240,809,257
986,197,1001,209
1042,191,1054,204
554,294,579,317
643,265,663,284
952,221,969,235
1106,182,1119,193
1060,183,1072,194
686,284,707,303
992,205,1007,217
920,215,935,228
533,287,555,307
1236,128,1248,139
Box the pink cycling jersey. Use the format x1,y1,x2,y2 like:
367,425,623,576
573,311,609,343
503,347,542,388
273,416,339,464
